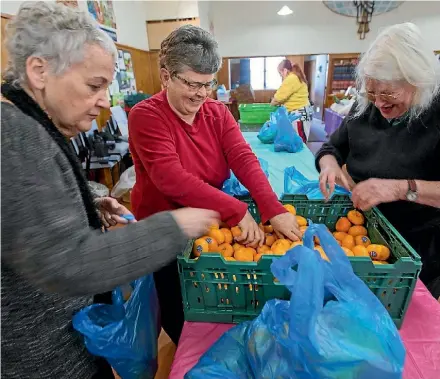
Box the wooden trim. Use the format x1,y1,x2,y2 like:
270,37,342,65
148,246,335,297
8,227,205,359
1,13,13,19
114,42,148,54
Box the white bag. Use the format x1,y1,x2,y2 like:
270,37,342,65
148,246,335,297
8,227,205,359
111,166,136,199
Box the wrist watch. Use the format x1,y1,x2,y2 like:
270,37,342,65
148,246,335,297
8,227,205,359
406,180,418,202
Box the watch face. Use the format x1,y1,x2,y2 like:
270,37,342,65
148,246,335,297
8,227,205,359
407,191,418,202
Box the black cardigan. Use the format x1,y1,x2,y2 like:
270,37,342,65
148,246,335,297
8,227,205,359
315,98,440,234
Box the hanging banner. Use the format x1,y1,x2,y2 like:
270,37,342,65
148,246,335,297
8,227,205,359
86,0,117,42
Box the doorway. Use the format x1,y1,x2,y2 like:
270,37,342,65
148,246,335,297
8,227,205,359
304,54,328,120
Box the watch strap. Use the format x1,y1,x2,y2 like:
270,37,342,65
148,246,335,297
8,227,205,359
408,179,417,193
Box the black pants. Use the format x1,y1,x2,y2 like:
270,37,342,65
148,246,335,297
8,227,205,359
153,260,184,345
402,224,440,299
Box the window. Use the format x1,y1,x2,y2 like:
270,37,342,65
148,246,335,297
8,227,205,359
229,56,286,90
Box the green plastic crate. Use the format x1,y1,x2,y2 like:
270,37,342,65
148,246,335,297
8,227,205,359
238,103,277,124
177,195,421,329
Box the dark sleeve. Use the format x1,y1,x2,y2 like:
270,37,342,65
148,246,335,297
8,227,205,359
1,109,188,297
314,105,356,172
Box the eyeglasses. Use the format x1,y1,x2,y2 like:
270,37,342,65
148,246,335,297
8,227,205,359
174,74,218,92
359,91,400,103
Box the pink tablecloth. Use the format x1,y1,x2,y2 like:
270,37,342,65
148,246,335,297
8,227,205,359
170,280,440,379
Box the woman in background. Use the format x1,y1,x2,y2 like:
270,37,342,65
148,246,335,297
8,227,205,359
129,25,301,345
316,23,440,299
1,3,218,378
271,59,313,142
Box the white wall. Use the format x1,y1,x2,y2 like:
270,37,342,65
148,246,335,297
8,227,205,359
203,1,440,57
145,0,199,21
1,0,150,50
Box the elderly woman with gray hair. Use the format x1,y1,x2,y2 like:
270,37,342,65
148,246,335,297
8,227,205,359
316,23,440,298
129,25,301,344
1,2,219,378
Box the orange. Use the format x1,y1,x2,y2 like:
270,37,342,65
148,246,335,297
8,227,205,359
348,226,368,237
284,204,297,215
254,253,263,262
231,226,242,238
244,247,257,256
352,245,370,257
315,246,329,261
209,222,220,230
299,226,308,234
333,232,348,241
347,210,365,226
373,261,388,265
204,236,219,251
367,244,391,261
257,245,271,255
193,238,209,257
336,240,342,246
233,242,244,252
291,241,303,248
208,228,225,244
336,217,352,232
265,233,277,247
263,224,274,233
296,215,307,227
314,236,321,245
220,228,233,244
234,248,254,262
218,243,234,258
271,239,291,252
341,235,355,250
341,247,354,256
355,235,371,247
224,257,236,262
271,245,287,256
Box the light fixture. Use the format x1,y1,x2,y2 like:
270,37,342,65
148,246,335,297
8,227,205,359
277,5,293,16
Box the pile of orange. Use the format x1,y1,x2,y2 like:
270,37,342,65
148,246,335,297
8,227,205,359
333,210,391,264
193,204,323,262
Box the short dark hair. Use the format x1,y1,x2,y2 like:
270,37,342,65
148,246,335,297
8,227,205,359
159,25,222,75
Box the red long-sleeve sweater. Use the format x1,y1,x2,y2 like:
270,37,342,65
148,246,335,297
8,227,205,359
128,90,286,226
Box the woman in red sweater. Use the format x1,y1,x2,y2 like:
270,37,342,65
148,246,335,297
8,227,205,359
128,25,300,344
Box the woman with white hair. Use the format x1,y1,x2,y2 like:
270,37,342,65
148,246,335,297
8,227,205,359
316,23,440,298
1,2,219,378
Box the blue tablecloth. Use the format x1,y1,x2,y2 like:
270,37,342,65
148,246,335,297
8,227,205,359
242,132,319,197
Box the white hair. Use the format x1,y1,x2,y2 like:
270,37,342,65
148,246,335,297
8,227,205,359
4,1,117,87
354,22,440,120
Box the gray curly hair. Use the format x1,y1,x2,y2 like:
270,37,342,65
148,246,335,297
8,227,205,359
354,22,440,121
159,25,222,76
4,1,117,87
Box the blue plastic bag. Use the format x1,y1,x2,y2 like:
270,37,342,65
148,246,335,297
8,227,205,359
274,106,304,153
284,166,350,199
222,158,269,196
186,224,405,379
73,276,160,379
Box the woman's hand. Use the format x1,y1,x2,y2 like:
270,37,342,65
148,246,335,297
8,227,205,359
351,179,405,210
236,211,265,247
170,208,220,239
96,197,136,227
270,212,302,241
319,156,352,200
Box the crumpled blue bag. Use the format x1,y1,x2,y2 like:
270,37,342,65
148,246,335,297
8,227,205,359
274,106,304,153
257,108,301,145
222,158,269,196
73,276,160,379
186,224,405,379
284,166,350,199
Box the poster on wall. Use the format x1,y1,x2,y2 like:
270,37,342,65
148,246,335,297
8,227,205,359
86,1,117,42
56,0,79,7
115,49,136,94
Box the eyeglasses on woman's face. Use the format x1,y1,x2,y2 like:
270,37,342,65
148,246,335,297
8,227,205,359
359,91,400,103
173,74,218,93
